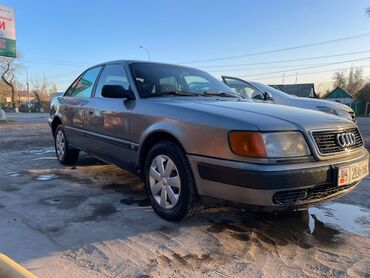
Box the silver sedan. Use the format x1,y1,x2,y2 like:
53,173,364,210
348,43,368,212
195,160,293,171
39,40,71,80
49,61,368,221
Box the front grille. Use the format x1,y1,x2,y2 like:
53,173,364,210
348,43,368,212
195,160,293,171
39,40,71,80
273,182,357,205
311,128,363,155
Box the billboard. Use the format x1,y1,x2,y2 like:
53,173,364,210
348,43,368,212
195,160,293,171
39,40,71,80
0,5,15,58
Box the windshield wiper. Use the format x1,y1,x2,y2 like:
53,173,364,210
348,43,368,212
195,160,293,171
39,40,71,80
202,91,241,98
157,91,203,97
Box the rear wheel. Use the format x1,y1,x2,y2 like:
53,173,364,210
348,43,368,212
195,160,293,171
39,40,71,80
55,124,79,165
144,142,202,221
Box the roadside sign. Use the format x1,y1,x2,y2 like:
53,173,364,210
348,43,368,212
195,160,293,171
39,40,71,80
0,4,15,58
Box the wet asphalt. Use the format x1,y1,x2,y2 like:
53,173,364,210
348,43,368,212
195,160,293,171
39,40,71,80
0,113,369,277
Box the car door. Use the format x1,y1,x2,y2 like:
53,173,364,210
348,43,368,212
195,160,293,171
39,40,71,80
62,66,102,148
82,64,135,168
222,76,267,101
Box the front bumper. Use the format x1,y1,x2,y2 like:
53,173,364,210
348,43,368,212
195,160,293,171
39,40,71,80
187,149,368,211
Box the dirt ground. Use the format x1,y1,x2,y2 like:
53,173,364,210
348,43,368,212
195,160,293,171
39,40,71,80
0,113,370,278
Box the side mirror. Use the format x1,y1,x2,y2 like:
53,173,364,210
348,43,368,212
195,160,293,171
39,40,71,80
264,92,273,101
101,85,134,99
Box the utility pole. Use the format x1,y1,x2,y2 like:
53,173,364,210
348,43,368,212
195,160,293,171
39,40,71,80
295,72,298,84
282,73,285,84
139,45,151,61
26,71,30,113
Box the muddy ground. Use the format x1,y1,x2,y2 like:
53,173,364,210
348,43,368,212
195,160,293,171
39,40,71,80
0,113,369,277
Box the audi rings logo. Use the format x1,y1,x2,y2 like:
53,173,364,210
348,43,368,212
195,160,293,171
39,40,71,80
336,132,356,148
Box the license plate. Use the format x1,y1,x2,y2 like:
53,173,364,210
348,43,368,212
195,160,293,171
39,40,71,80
338,160,369,186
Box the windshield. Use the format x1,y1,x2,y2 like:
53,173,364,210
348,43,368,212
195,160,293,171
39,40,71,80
249,81,291,98
130,62,238,98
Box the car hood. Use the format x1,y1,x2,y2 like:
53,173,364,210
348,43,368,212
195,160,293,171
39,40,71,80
150,97,356,132
285,96,353,112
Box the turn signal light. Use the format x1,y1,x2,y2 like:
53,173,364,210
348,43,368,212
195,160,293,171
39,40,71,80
228,131,267,158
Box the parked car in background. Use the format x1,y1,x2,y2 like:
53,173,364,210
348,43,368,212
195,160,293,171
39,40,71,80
18,101,41,113
2,103,17,113
49,61,368,221
222,76,356,122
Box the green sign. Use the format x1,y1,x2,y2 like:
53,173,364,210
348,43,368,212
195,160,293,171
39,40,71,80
0,5,16,58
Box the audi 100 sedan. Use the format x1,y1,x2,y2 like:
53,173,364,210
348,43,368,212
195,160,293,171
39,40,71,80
49,61,368,221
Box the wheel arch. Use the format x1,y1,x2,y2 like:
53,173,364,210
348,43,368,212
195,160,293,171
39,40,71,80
51,116,62,137
138,130,187,175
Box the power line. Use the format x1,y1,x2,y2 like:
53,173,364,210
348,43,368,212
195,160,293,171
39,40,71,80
23,60,87,68
179,32,370,64
207,63,322,73
24,57,91,65
252,64,370,82
196,50,370,68
235,56,370,78
22,48,370,70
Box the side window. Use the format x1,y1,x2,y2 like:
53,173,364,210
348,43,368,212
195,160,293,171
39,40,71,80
95,65,130,97
226,79,263,99
72,66,102,98
64,78,79,97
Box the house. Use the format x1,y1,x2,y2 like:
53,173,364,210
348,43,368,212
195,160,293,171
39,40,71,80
16,91,36,103
270,83,318,98
324,87,353,106
1,89,36,104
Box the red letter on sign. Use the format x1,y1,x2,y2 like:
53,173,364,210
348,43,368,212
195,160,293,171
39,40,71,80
0,21,5,30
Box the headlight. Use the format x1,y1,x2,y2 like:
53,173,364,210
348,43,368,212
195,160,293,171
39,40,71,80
262,132,311,158
317,106,352,121
229,131,311,158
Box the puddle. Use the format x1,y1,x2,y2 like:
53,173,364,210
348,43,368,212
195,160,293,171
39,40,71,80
120,198,150,207
44,199,63,206
0,185,20,192
36,174,58,181
203,202,370,250
33,157,57,161
78,204,118,222
309,202,370,236
6,172,22,177
29,147,55,155
40,195,88,209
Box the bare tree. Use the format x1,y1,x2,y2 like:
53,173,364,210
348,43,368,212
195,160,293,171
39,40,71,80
333,71,346,89
49,83,58,95
0,55,23,109
31,75,50,102
347,67,365,96
332,66,365,96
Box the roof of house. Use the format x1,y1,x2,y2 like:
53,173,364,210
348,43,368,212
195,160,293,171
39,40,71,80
16,91,31,97
325,87,353,99
270,83,317,98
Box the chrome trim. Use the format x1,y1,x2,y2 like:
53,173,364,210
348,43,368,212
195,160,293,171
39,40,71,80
336,132,356,148
65,126,139,151
309,127,364,158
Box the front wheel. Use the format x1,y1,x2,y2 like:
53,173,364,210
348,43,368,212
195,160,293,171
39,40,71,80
55,124,79,165
144,142,202,221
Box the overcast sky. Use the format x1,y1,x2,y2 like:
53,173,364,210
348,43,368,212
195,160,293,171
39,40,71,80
4,0,370,92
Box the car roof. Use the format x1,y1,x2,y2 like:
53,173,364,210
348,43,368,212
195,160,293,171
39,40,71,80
89,60,200,71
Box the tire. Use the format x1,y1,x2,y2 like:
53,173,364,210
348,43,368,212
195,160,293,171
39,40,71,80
54,124,79,165
144,141,202,221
